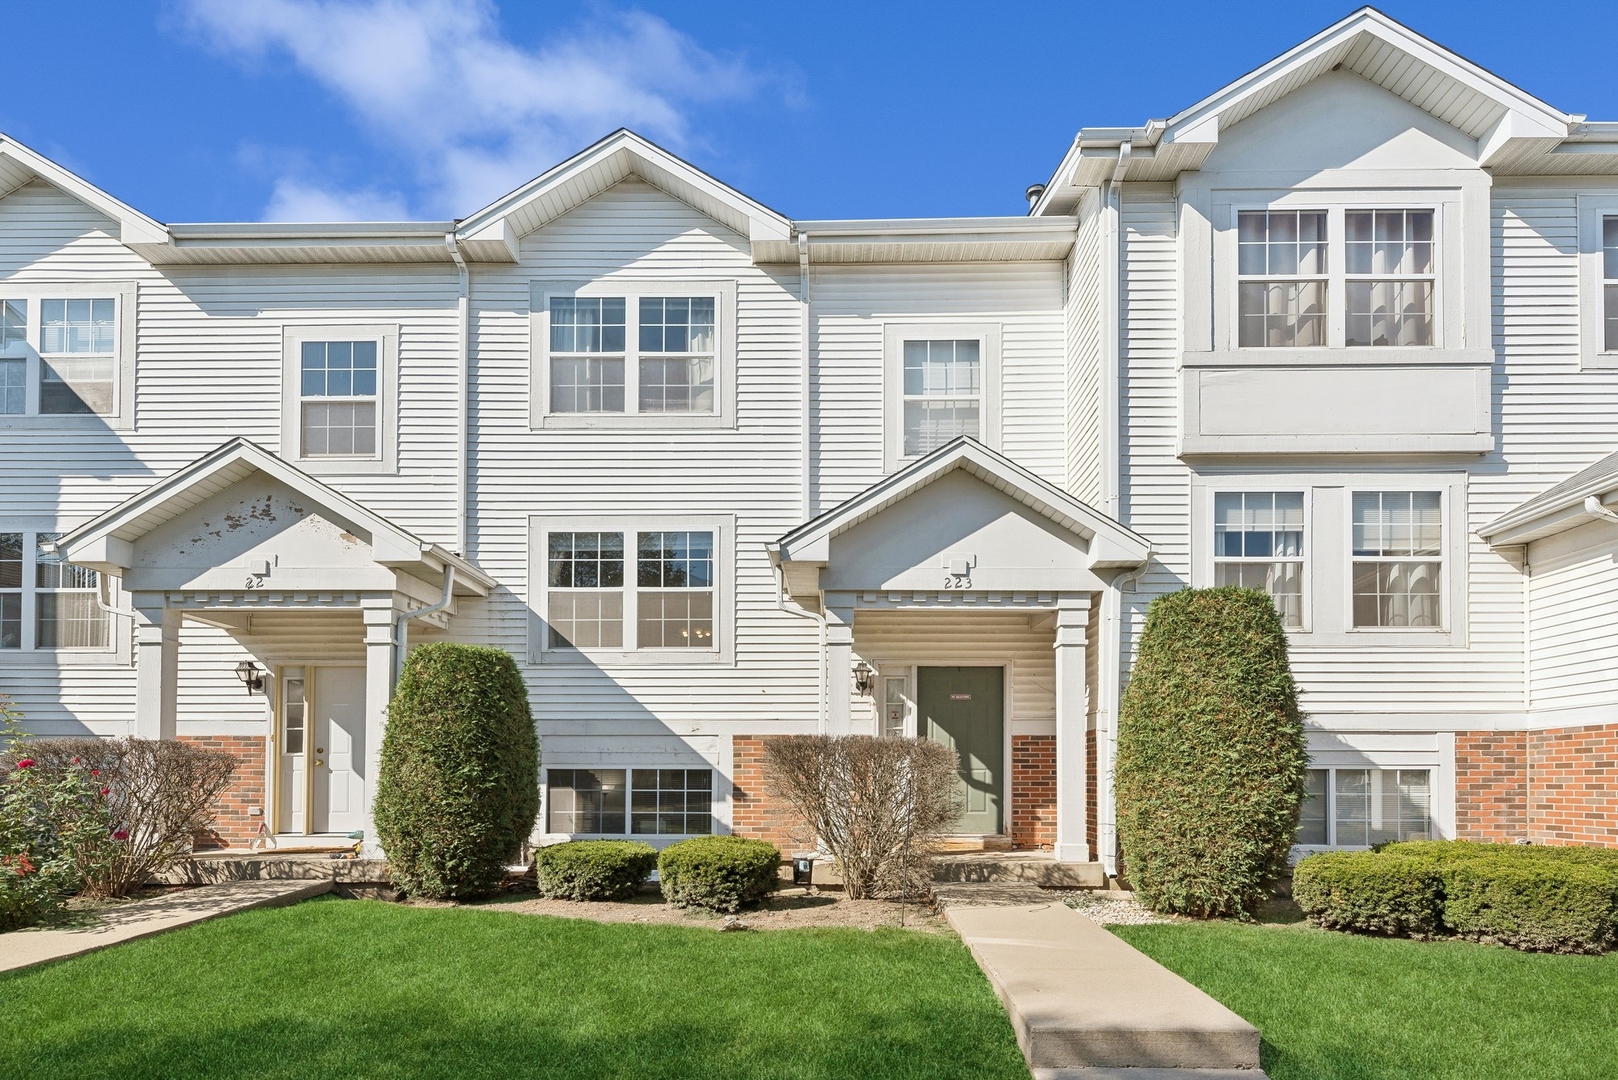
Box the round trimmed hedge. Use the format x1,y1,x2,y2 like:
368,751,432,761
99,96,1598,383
657,835,780,912
534,840,658,901
1115,586,1309,917
375,643,539,899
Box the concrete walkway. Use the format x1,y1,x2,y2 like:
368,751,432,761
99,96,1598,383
0,878,331,975
945,902,1266,1077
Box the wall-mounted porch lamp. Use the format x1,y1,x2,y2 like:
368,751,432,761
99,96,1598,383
852,660,875,697
234,660,266,696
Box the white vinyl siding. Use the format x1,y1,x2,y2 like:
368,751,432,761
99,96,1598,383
1524,520,1618,713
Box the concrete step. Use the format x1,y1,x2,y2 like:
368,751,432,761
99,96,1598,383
155,854,392,897
932,882,1054,908
933,851,1106,888
936,835,1016,853
947,903,1261,1072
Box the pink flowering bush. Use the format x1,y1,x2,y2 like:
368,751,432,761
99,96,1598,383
0,696,114,931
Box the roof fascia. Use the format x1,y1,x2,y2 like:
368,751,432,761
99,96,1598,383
1481,478,1618,547
0,135,168,246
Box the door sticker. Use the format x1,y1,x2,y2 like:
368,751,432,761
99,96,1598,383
950,693,972,700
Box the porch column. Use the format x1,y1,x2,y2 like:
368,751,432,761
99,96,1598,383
132,602,179,741
361,598,397,852
825,600,854,735
1054,593,1092,863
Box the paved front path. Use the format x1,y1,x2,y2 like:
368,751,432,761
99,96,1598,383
0,878,331,975
945,902,1266,1077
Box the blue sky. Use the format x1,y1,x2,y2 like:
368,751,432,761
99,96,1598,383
5,1,1616,223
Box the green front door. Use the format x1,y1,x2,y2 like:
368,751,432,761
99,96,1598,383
917,666,1005,834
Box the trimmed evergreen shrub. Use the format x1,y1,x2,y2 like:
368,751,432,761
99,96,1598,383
1292,851,1444,937
534,840,657,901
658,835,780,913
1440,859,1618,954
375,643,539,899
1115,587,1309,917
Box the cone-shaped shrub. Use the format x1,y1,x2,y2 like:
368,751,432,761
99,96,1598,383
1115,586,1308,917
375,643,539,899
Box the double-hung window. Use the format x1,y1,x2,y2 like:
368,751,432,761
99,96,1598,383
1351,491,1443,628
300,341,378,457
1212,492,1305,628
0,531,109,653
1237,211,1328,348
539,521,724,659
902,340,982,455
546,767,714,836
0,289,130,424
535,283,732,425
1296,767,1432,848
1236,207,1436,349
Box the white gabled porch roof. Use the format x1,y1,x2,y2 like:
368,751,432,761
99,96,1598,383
769,437,1150,602
1480,449,1618,546
54,438,494,596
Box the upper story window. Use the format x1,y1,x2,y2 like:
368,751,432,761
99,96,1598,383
1344,211,1434,347
0,531,109,653
532,282,735,429
0,290,130,425
299,341,378,457
1238,211,1327,348
281,325,397,475
1351,491,1442,628
902,340,982,456
1213,491,1304,627
882,322,1001,472
1234,208,1436,350
1603,217,1618,352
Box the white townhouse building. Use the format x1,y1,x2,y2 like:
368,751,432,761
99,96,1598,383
3,8,1616,870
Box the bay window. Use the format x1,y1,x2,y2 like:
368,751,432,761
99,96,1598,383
1344,210,1434,347
1237,211,1327,348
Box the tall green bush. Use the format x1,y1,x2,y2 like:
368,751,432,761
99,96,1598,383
375,643,539,899
1115,587,1309,917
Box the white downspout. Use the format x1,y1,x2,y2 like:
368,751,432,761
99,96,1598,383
798,232,813,521
446,233,471,557
393,566,455,685
1097,142,1132,877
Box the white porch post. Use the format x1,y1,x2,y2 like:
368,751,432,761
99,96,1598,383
825,599,854,735
361,598,397,851
1054,593,1092,863
132,601,179,740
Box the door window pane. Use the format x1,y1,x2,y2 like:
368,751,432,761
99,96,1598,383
547,769,627,834
282,671,306,755
883,676,908,738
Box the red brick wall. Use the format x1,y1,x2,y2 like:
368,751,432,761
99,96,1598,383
1455,731,1528,841
1456,725,1618,848
179,735,267,850
729,735,808,852
1010,734,1056,849
1527,725,1618,847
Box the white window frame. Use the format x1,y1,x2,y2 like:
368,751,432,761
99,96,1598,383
1293,765,1437,853
0,524,129,667
280,324,398,475
1346,488,1447,633
1210,489,1310,631
882,322,1002,473
527,514,735,665
530,280,737,430
1576,194,1618,370
1191,472,1467,647
0,282,136,431
540,766,718,839
1211,193,1461,358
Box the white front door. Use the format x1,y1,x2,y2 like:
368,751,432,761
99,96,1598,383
311,666,367,835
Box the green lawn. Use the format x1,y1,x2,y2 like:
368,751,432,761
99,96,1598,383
1113,919,1618,1080
1,897,1028,1080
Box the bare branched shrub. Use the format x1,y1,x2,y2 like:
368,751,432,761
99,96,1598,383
762,735,961,900
8,738,236,897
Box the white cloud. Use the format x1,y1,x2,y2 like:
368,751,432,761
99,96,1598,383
263,178,412,222
183,0,764,220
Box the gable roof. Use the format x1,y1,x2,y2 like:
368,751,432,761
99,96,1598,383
0,134,168,246
454,129,792,262
54,438,494,593
1480,450,1618,546
1033,7,1579,212
770,436,1151,571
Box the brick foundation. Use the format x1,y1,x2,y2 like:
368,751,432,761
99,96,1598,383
1086,729,1098,860
178,735,267,850
1010,734,1056,849
1456,724,1618,848
729,735,809,851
